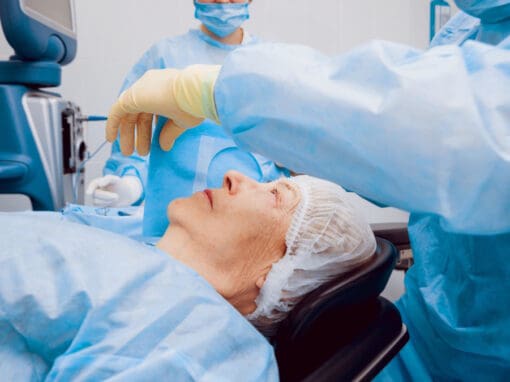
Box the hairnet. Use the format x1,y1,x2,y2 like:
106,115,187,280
247,175,376,335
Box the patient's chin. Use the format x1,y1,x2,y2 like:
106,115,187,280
167,199,182,220
166,202,174,221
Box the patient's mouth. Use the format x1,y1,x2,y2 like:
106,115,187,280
203,189,213,208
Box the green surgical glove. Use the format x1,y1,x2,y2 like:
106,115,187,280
106,65,220,154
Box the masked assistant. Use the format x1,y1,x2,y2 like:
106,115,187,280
194,1,250,38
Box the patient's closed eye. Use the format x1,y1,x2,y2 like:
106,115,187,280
270,185,282,206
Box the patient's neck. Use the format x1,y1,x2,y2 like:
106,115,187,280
157,226,258,315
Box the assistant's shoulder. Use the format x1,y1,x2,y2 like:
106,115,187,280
146,29,204,53
135,30,206,67
244,31,262,45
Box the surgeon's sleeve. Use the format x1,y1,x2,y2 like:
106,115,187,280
214,40,510,235
103,44,166,193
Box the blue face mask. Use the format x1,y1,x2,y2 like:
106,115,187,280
194,1,250,38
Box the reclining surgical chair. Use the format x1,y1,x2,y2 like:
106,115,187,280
273,237,408,382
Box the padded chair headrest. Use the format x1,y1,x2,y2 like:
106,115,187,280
276,237,397,338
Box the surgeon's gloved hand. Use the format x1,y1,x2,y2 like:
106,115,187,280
86,175,143,207
106,65,221,154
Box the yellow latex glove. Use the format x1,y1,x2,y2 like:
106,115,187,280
106,65,221,154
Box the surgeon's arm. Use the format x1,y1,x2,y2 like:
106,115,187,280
213,40,510,235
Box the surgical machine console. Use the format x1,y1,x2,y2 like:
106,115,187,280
0,0,86,210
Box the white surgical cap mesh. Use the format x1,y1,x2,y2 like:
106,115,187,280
247,175,376,335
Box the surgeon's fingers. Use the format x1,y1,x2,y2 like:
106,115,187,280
174,114,204,130
97,175,121,189
106,103,124,142
93,189,119,202
159,120,187,151
87,176,113,193
136,113,153,156
86,179,100,195
119,114,139,156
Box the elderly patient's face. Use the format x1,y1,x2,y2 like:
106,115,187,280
164,170,300,314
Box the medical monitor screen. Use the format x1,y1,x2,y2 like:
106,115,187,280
21,0,75,35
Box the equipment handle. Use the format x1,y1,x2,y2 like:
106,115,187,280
0,161,27,180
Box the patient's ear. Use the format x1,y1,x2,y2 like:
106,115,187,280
256,275,267,289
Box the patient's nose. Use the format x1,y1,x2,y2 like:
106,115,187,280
223,170,253,195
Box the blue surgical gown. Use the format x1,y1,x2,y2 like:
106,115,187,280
0,213,278,381
211,6,510,381
104,29,288,236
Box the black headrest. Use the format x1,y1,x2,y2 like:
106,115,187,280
273,237,399,381
274,237,397,340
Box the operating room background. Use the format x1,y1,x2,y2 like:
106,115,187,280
0,0,458,298
0,0,449,215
